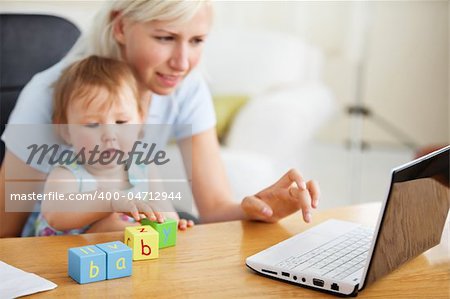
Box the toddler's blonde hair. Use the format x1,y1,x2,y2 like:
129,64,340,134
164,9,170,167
53,55,142,124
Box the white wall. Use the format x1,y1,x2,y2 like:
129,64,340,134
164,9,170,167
363,1,448,146
0,0,101,32
1,0,448,147
212,1,449,147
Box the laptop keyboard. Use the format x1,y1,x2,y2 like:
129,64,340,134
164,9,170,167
276,226,374,280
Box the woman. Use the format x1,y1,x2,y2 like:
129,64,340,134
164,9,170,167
0,0,320,237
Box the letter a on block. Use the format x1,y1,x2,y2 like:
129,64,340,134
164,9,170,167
96,241,132,280
116,257,126,270
124,226,159,260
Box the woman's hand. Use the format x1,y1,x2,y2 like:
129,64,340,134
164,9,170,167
241,169,320,223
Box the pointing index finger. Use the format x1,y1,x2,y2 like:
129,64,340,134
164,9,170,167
276,169,306,190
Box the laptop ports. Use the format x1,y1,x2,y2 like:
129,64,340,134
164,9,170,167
261,269,277,275
281,272,290,278
331,283,340,291
312,278,324,287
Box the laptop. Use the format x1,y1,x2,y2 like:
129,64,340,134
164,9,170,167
246,145,449,296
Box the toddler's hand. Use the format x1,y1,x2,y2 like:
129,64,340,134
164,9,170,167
139,212,195,231
109,192,170,223
178,218,195,230
87,213,139,233
157,211,195,230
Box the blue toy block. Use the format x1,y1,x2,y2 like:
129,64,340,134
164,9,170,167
96,241,132,279
68,245,106,284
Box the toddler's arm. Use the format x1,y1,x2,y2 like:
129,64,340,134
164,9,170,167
86,213,139,233
42,167,111,231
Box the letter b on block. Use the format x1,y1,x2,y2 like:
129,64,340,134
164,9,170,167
68,245,106,284
124,226,159,260
96,241,132,279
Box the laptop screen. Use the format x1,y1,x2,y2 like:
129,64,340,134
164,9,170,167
363,146,449,287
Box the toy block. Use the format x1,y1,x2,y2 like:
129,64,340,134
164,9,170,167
124,225,159,260
96,241,132,279
68,245,106,284
141,218,177,248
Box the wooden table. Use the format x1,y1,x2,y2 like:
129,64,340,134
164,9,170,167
1,202,449,298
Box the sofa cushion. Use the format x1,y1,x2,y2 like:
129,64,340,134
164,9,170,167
212,94,249,142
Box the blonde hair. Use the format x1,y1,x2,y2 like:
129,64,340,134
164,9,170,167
68,0,208,61
53,55,142,124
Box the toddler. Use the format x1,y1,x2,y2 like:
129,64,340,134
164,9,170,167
32,56,182,236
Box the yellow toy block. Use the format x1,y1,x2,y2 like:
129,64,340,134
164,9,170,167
124,226,159,261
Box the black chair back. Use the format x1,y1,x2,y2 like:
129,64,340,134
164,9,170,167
0,14,80,164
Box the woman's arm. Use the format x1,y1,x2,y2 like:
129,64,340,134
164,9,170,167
179,128,320,224
0,61,67,237
178,128,245,223
0,151,46,237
